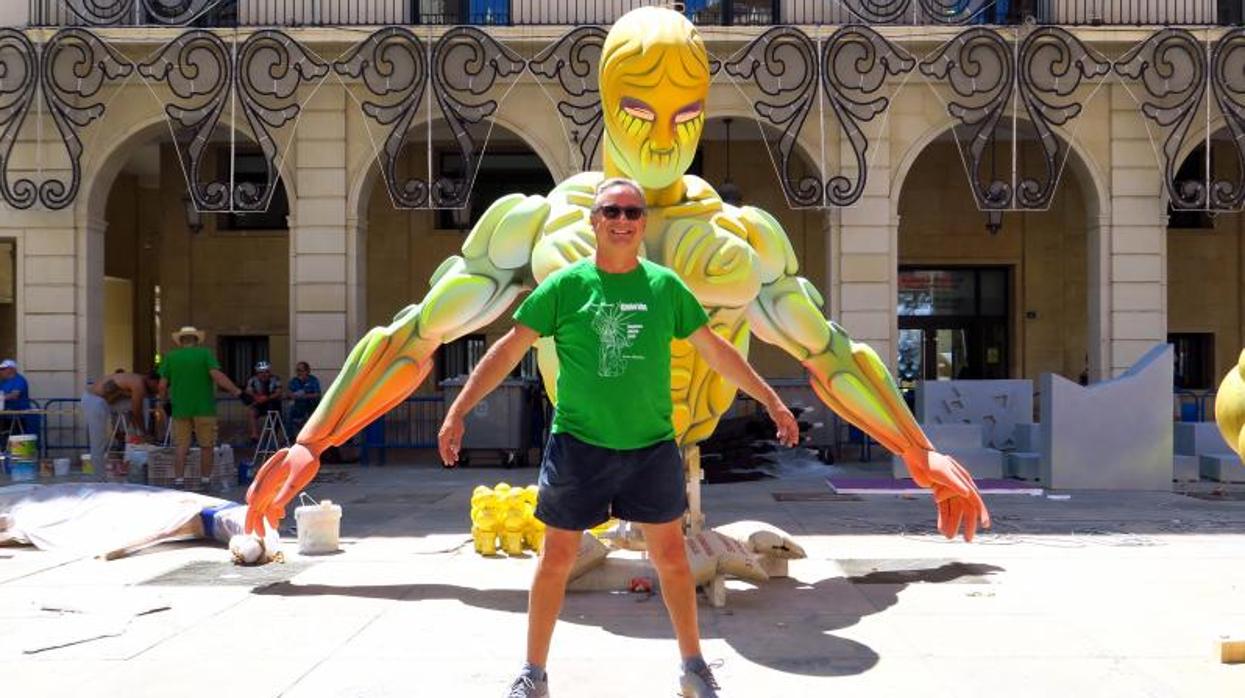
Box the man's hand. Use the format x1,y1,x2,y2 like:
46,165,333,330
438,413,465,468
765,399,800,447
902,448,991,542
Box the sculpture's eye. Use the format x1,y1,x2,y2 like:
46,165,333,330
621,97,656,122
673,101,703,125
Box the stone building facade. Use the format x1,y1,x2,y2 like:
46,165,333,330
0,2,1238,406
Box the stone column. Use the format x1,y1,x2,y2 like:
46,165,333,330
25,212,85,399
290,85,351,385
833,138,898,371
1102,83,1167,378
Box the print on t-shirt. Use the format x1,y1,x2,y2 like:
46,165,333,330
590,300,647,377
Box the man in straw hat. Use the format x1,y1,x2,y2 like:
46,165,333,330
157,326,245,489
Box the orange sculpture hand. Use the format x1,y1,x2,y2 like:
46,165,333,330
902,449,991,542
245,444,321,536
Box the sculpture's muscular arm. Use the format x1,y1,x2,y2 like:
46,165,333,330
244,193,551,534
735,206,990,540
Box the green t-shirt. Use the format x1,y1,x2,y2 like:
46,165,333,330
158,345,221,418
514,258,709,449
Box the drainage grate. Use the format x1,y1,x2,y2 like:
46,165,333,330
139,560,315,587
839,558,1001,584
772,492,862,502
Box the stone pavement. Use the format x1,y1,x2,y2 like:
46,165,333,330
3,465,1245,697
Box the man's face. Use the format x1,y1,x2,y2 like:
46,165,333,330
257,369,271,381
0,367,14,380
590,185,647,258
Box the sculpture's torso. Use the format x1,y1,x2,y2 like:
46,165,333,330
529,172,770,446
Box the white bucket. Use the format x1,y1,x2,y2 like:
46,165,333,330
8,434,37,459
294,493,342,555
52,457,70,477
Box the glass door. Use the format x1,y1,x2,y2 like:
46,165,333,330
897,267,1010,383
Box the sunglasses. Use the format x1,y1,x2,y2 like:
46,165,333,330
595,205,646,221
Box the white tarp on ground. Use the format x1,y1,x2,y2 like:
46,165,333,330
0,483,241,557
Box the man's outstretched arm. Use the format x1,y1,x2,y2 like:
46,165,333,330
438,324,541,466
686,325,800,448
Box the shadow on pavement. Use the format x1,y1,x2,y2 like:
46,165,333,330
252,561,1003,676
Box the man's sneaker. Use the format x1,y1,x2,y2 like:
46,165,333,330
679,662,721,697
506,672,548,698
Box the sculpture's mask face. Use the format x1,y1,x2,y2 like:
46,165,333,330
600,8,710,191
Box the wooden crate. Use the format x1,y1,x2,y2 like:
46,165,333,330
146,445,234,490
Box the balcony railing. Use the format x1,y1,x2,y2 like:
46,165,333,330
20,0,1245,28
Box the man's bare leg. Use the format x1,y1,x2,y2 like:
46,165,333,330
639,518,702,659
525,526,581,667
173,419,190,481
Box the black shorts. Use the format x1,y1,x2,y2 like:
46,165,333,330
534,432,687,531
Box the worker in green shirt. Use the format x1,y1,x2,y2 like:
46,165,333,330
157,326,246,489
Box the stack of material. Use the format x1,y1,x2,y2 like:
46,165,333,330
698,406,812,483
147,445,234,489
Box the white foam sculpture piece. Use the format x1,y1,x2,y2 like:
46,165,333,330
1040,343,1173,490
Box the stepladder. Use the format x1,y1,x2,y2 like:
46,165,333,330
254,410,291,467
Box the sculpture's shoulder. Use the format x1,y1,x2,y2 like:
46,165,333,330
668,178,798,284
544,171,602,231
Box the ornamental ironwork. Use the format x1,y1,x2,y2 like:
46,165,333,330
724,25,913,208
1115,27,1245,212
0,27,132,211
921,26,1108,212
336,26,525,209
59,0,227,26
839,0,998,25
529,26,607,173
138,29,329,212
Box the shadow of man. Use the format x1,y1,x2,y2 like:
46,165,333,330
252,561,1004,677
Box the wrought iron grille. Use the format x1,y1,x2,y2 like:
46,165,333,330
24,0,1245,27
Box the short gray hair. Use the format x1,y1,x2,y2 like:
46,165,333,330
593,177,645,209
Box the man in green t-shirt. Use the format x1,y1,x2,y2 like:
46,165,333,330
157,326,245,489
438,178,799,698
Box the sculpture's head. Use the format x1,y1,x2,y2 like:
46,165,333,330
600,7,709,191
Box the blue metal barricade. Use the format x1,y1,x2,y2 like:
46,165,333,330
360,396,446,465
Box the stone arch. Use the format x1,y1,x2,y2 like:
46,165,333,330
347,114,568,228
891,117,1109,221
77,111,298,382
891,116,1108,383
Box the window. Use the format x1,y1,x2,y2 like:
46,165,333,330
219,335,269,387
436,151,554,231
214,147,290,232
1170,333,1215,390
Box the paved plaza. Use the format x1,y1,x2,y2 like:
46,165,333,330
3,465,1245,697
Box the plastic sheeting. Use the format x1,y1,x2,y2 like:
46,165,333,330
0,483,234,556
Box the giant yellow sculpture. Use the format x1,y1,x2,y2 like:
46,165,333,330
246,8,989,540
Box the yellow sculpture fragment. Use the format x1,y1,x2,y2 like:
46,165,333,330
1215,349,1245,460
247,7,988,541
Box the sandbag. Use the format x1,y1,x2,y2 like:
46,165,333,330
684,530,769,584
714,520,806,560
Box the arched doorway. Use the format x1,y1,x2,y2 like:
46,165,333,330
1166,131,1245,396
895,125,1101,388
88,125,293,441
362,122,556,395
